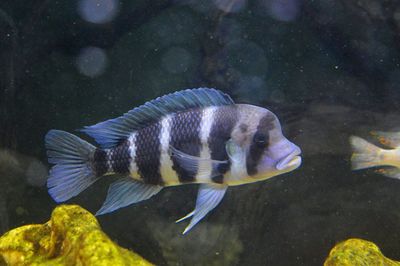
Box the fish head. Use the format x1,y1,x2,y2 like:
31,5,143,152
228,104,302,181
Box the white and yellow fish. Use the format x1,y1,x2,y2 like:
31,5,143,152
45,88,302,234
351,131,400,178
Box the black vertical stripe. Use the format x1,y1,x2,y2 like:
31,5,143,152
93,149,108,177
170,109,202,183
208,106,238,184
135,122,163,185
246,113,275,176
109,140,131,174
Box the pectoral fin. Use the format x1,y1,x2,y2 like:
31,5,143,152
177,184,227,234
226,139,246,162
169,146,228,179
226,139,247,178
96,178,163,215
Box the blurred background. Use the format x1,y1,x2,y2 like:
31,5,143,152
1,0,400,265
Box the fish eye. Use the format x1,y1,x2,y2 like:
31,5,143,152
253,132,267,148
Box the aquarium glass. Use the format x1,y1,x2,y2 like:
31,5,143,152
1,1,400,265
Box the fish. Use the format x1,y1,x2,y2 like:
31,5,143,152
45,88,302,234
350,131,400,178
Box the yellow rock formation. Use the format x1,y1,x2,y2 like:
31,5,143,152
0,205,153,266
324,238,400,266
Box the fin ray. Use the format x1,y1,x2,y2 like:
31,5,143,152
371,131,400,148
82,88,234,148
179,184,227,234
175,211,194,223
375,167,400,179
350,136,382,170
45,130,98,202
96,178,163,216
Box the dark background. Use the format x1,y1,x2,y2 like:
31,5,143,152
1,0,400,265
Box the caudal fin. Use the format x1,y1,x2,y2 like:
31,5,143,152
350,136,382,170
45,130,99,202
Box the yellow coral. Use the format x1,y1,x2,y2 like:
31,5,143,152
324,238,400,266
0,205,153,266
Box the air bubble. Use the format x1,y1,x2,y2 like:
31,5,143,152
76,46,108,78
78,0,119,24
264,0,300,22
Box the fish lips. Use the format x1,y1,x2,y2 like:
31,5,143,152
276,146,302,171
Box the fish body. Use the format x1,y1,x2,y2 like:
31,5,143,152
350,132,400,178
46,88,301,233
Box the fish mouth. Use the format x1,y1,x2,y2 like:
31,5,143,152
276,147,302,171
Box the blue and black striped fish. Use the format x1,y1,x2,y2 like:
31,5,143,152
45,88,301,234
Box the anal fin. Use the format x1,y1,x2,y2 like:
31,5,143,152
375,167,400,179
96,178,162,215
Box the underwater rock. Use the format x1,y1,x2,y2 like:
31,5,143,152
324,238,400,266
0,205,153,266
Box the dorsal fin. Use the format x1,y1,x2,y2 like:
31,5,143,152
81,88,234,148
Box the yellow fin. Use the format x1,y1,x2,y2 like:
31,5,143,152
375,167,400,179
370,131,400,148
350,136,382,170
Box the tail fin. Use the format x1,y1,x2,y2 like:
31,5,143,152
350,136,382,170
370,131,400,148
45,130,99,202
